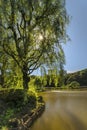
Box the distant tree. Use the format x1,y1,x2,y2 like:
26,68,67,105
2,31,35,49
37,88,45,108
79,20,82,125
0,0,69,90
65,69,87,86
57,57,66,87
34,76,42,90
40,66,47,88
67,81,80,89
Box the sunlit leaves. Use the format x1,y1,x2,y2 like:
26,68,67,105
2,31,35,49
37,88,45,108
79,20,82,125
0,0,69,89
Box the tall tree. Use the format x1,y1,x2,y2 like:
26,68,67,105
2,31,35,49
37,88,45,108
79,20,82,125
0,0,69,89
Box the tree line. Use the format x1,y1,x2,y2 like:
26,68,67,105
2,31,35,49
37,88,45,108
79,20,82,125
29,68,87,91
65,69,87,87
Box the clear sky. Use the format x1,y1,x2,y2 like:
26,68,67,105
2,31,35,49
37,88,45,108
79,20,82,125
63,0,87,73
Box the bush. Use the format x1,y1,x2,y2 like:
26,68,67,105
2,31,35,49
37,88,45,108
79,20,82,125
0,89,37,109
0,108,14,128
67,81,80,89
0,89,36,107
3,89,25,108
0,89,37,129
27,91,37,108
37,96,43,103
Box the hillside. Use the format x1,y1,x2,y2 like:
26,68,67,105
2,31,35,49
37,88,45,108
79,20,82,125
65,69,87,87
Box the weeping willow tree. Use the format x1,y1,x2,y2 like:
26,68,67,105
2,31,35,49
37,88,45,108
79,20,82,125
0,0,69,90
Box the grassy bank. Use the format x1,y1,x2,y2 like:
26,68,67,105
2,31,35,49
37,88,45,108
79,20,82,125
0,89,45,130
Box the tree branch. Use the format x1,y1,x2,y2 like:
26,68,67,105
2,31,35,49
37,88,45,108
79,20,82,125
3,44,22,69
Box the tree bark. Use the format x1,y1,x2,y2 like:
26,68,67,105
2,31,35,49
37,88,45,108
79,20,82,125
22,72,30,90
22,65,30,90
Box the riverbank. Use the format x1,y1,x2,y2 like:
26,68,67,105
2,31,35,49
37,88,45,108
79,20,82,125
9,102,45,130
0,89,45,130
42,86,87,91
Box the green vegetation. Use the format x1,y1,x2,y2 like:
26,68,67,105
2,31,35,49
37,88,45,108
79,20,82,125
0,0,69,129
29,68,87,90
65,69,87,87
65,81,80,89
0,0,69,90
0,89,38,129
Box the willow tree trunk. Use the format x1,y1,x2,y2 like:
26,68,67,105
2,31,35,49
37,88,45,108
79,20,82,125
22,65,30,90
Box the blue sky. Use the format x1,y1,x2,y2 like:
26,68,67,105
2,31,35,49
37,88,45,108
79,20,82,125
63,0,87,73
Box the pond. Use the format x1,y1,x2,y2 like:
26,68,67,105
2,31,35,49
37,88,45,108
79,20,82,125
30,91,87,130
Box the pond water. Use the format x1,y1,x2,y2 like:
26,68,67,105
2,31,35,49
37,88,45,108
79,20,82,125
30,91,87,130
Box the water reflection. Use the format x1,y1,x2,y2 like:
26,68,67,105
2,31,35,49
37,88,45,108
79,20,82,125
30,91,87,130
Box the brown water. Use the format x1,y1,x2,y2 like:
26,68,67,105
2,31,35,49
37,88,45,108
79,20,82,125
30,91,87,130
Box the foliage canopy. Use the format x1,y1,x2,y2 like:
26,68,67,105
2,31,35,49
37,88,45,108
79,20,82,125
0,0,69,89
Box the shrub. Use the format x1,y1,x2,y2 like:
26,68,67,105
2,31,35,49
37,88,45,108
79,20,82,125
0,89,37,109
0,89,37,129
37,96,43,103
67,81,80,89
3,89,25,108
27,91,37,108
0,108,14,129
